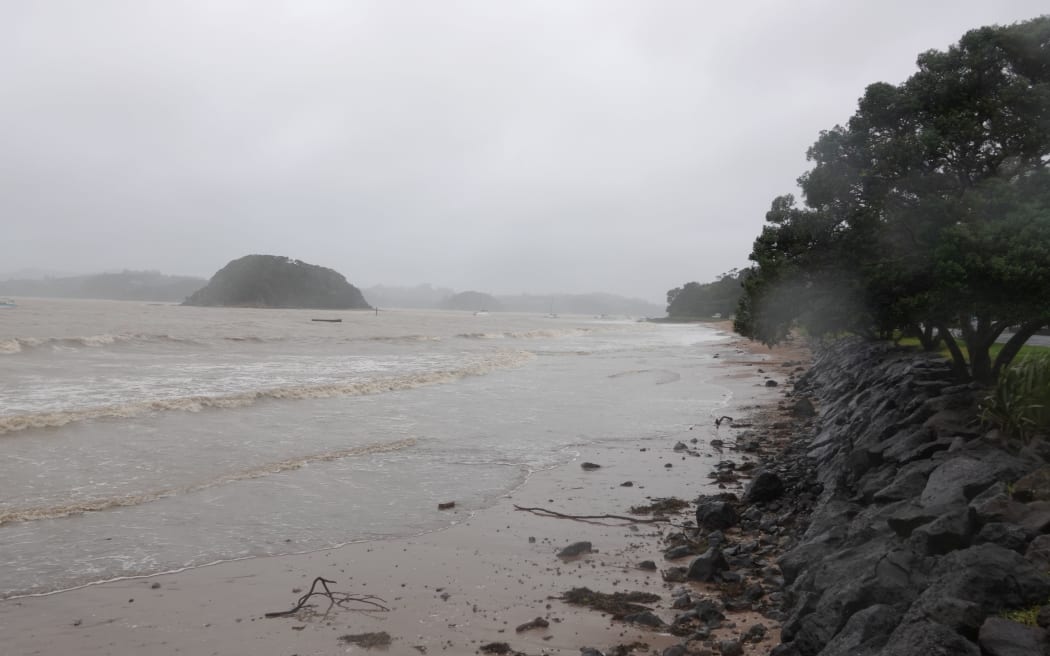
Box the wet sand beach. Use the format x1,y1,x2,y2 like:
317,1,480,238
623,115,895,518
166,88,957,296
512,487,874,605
0,325,806,656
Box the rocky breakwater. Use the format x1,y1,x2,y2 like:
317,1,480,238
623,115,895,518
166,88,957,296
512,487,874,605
770,340,1050,656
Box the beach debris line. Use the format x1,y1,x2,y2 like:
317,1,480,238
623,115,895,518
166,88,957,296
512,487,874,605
514,616,550,632
338,631,391,648
556,541,593,558
629,497,690,515
480,643,530,655
264,576,389,618
513,504,667,525
557,587,660,619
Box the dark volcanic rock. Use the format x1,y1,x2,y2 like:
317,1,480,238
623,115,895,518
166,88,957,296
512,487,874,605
920,457,997,508
910,507,973,555
746,470,785,503
817,603,902,656
1026,534,1050,569
1012,465,1050,502
663,544,697,560
765,340,1050,656
872,462,934,503
911,543,1050,616
623,611,665,627
886,503,943,538
695,497,739,531
558,541,593,558
686,547,729,582
879,620,981,656
978,616,1047,656
901,595,984,640
975,522,1029,552
1020,500,1050,535
791,398,817,418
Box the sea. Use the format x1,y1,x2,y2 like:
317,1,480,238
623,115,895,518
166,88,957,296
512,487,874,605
0,298,732,599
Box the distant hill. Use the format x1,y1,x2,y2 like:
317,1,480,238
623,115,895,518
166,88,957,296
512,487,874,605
497,293,663,317
183,255,370,309
0,270,205,302
439,291,503,312
364,283,455,309
361,284,662,316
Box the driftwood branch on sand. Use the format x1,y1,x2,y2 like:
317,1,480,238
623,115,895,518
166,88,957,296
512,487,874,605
513,505,669,525
265,576,389,618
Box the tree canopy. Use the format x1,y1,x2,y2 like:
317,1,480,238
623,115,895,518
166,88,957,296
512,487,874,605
666,269,747,319
735,16,1050,383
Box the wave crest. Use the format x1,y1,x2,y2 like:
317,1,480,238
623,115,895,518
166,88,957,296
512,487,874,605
0,333,200,355
0,438,417,525
455,328,593,340
0,350,535,435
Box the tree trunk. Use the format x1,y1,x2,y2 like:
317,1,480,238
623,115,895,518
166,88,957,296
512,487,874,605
969,344,994,385
965,314,1001,386
916,323,942,351
938,325,971,382
993,320,1048,377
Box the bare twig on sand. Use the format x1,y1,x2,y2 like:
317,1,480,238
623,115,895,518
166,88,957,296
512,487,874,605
265,576,389,619
513,505,668,525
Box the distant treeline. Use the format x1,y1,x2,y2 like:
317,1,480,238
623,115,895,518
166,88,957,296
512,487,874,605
364,284,664,316
0,271,205,302
665,270,747,319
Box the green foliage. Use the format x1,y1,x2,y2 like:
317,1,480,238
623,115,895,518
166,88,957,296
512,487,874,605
736,16,1050,382
981,354,1050,442
1000,602,1045,627
667,270,746,319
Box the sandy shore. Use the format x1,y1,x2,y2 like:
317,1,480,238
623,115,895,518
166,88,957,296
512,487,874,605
0,327,803,656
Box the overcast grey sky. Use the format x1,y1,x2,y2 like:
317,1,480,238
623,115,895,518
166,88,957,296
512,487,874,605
2,1,1046,302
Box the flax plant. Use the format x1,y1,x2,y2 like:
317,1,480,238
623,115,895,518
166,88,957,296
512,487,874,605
980,354,1050,442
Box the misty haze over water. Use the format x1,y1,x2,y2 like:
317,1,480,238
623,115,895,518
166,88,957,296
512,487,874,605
3,2,1047,301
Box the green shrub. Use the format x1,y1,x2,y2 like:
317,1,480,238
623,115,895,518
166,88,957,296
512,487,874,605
981,354,1050,442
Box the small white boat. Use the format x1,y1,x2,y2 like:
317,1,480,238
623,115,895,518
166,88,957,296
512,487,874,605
0,298,16,308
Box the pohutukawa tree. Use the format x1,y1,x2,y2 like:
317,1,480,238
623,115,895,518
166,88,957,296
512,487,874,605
735,16,1050,383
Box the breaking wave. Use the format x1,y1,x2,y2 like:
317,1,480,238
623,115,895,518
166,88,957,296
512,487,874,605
362,334,443,343
0,333,201,355
0,350,535,435
0,438,417,525
455,328,593,340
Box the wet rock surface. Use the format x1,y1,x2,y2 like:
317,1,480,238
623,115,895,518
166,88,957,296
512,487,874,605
765,340,1050,655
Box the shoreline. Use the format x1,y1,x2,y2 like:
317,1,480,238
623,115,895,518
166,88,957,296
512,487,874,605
0,327,807,655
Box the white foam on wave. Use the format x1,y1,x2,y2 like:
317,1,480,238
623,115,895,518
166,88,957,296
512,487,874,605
455,328,594,340
0,438,418,525
0,350,535,435
0,333,201,355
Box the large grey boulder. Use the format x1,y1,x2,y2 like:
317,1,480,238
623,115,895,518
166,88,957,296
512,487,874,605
878,620,981,656
978,616,1047,656
695,497,738,531
912,544,1050,615
686,547,729,582
817,604,901,656
745,470,785,503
